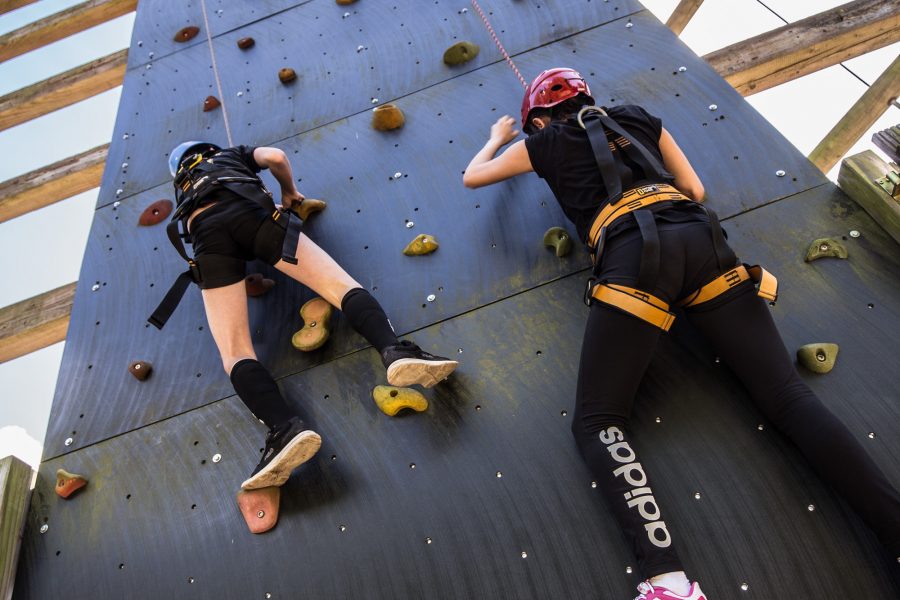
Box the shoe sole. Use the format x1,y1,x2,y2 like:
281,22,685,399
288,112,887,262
386,358,458,388
240,430,322,490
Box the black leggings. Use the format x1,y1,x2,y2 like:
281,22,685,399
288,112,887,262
571,222,900,577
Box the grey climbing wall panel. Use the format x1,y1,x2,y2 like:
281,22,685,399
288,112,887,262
17,0,899,598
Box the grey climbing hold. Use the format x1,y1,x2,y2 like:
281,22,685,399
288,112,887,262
543,227,573,257
804,238,848,262
443,41,479,66
797,343,839,374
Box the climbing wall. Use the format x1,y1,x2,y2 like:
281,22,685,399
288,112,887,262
14,1,900,598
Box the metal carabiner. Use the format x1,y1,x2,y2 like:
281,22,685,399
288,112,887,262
576,105,608,129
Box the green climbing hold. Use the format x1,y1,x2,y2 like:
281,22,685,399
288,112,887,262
804,238,848,262
543,226,573,257
372,385,428,416
443,41,479,66
403,234,439,256
797,343,839,374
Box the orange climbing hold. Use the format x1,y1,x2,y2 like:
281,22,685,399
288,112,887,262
292,297,333,351
236,487,280,534
335,0,358,5
372,104,405,131
203,96,221,112
278,68,297,84
244,274,275,297
237,37,255,50
174,26,200,43
295,198,327,220
55,469,88,499
138,200,173,226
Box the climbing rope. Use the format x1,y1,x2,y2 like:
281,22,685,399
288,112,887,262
470,0,528,89
199,0,234,146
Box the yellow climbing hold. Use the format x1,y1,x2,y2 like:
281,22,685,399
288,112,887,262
291,297,333,352
443,41,479,66
797,343,839,374
372,104,405,131
403,234,439,256
543,226,573,257
373,385,429,416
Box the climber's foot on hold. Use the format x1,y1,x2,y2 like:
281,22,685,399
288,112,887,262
382,340,458,388
292,297,332,352
241,417,321,490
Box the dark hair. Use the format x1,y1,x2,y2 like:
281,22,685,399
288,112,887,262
524,94,594,134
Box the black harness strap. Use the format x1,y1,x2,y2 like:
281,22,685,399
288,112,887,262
633,209,660,292
273,209,302,265
703,206,737,272
583,115,624,205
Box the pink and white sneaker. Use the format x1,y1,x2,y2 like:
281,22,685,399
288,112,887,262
634,580,707,600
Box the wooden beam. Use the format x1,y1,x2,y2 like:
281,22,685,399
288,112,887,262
0,144,108,224
0,282,75,364
703,0,900,96
666,0,704,36
0,0,136,63
809,55,900,173
838,151,900,248
0,455,33,600
0,48,127,132
0,0,37,17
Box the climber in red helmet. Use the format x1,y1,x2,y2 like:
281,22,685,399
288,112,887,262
463,68,900,600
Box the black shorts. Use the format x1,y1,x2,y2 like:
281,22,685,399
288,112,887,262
188,194,288,289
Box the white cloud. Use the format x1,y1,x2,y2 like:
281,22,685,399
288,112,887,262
0,426,43,469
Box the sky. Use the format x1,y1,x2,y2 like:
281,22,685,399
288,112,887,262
0,0,897,469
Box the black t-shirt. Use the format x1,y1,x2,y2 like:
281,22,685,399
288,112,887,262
524,104,705,243
198,145,272,208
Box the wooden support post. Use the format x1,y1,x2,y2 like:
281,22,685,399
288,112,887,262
809,55,900,173
666,0,704,36
0,0,136,63
0,48,127,132
0,455,33,600
0,282,76,364
0,0,37,17
703,0,900,96
0,144,108,224
838,151,900,247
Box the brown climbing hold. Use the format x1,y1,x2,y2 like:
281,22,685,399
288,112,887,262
443,41,479,66
128,361,153,381
237,37,255,50
372,104,405,131
335,0,357,5
203,96,221,112
138,199,173,226
244,273,275,297
372,385,429,416
236,487,280,534
797,343,839,374
56,469,88,499
804,237,848,262
295,198,327,220
174,26,200,43
292,297,332,351
403,234,439,256
278,68,297,84
543,226,573,257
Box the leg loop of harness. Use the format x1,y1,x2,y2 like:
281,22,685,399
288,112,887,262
677,264,778,308
588,282,676,332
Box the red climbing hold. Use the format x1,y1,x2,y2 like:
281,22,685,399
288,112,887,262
237,487,280,534
237,37,256,50
245,273,275,297
128,361,153,381
203,96,221,112
56,469,88,499
138,200,173,226
174,26,200,43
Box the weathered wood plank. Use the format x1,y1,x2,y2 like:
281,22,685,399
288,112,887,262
0,0,136,63
666,0,704,36
0,0,37,17
838,150,900,247
0,455,33,600
0,49,127,132
0,283,76,364
0,144,108,223
704,0,900,96
809,55,900,173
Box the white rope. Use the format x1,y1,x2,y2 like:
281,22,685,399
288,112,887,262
199,0,233,146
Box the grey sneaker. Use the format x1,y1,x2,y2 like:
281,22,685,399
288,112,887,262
241,417,321,490
381,340,458,388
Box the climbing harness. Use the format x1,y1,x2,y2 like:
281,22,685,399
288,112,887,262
576,106,777,330
148,151,302,330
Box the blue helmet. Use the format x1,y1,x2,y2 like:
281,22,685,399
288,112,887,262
168,141,220,177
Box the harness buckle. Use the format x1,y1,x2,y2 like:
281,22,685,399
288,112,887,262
576,105,608,129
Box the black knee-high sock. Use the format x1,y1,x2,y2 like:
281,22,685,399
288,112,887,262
230,359,297,429
341,288,399,353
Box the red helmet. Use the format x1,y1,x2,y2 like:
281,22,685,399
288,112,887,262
521,68,593,131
